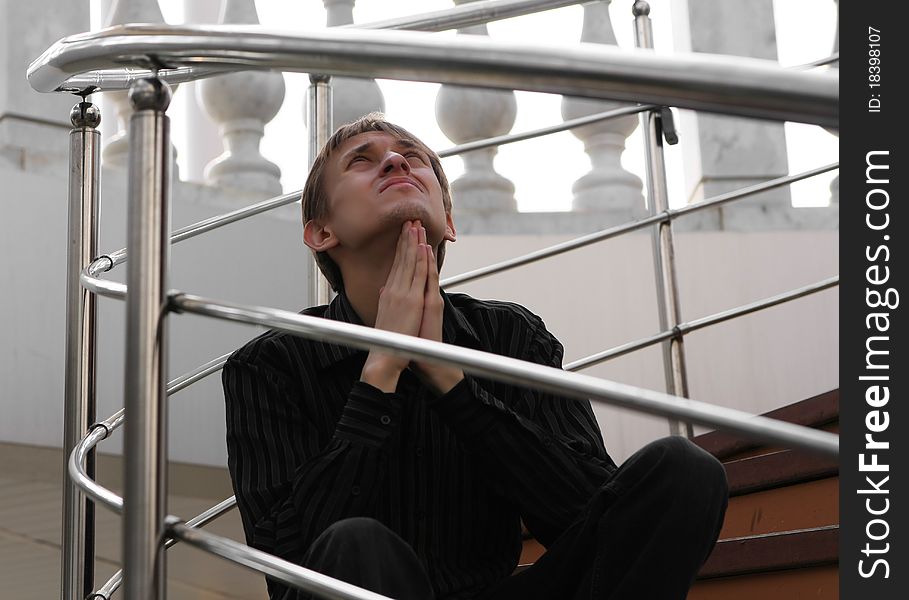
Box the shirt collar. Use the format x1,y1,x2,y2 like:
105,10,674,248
312,287,482,372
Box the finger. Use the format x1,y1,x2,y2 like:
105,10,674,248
425,247,440,310
417,223,426,246
387,220,411,289
399,224,418,292
427,245,439,287
412,242,429,293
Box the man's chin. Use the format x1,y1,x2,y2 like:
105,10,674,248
386,202,433,227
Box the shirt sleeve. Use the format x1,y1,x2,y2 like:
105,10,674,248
222,343,402,564
425,318,618,548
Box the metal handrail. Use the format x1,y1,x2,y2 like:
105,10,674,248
72,267,839,505
92,497,238,600
74,267,838,500
168,520,394,600
438,104,657,156
70,423,123,513
79,161,837,302
442,162,838,287
792,53,839,70
566,275,839,370
49,0,586,98
166,291,837,457
352,0,583,32
27,25,836,127
68,354,233,512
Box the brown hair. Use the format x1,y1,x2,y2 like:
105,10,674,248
301,112,453,293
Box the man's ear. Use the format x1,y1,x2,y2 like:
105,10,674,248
303,219,341,252
443,212,457,243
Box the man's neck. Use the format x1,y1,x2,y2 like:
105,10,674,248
342,264,386,328
336,233,401,327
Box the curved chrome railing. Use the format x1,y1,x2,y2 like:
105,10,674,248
34,1,839,598
28,25,836,127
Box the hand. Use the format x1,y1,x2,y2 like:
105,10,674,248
362,220,429,387
408,221,465,396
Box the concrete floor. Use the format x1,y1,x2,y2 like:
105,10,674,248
0,443,266,599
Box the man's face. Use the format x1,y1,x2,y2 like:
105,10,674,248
320,131,455,252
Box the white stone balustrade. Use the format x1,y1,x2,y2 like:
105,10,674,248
677,0,797,231
197,0,285,196
435,0,517,214
313,0,386,128
561,0,644,222
101,0,178,177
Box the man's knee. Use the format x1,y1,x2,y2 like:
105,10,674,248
640,436,729,502
308,517,396,556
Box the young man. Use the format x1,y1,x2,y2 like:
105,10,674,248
222,113,728,600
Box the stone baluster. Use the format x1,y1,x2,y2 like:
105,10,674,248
197,0,285,196
101,0,178,176
312,0,385,127
435,0,517,213
561,0,644,221
677,0,794,230
182,0,223,183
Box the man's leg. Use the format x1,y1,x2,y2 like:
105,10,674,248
574,436,729,599
292,517,435,600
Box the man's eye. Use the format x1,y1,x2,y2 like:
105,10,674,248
406,152,426,162
349,156,368,165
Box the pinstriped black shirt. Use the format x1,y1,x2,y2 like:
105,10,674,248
222,289,618,600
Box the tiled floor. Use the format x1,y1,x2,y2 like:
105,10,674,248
0,469,267,599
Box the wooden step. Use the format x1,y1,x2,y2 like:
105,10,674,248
724,449,838,496
691,527,838,599
721,476,838,538
689,564,838,600
692,390,840,595
694,390,838,461
700,525,838,578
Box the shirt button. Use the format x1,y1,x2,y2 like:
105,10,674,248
415,447,424,457
380,415,392,425
351,485,361,496
416,510,426,519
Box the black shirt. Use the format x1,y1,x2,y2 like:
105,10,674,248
222,288,618,599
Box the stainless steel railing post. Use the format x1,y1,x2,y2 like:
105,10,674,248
62,100,101,600
307,73,334,307
633,1,693,438
122,78,173,600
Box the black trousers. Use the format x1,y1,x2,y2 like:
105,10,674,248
296,436,729,600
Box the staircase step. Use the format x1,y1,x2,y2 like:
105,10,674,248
694,390,838,461
725,449,838,496
700,525,838,579
693,527,837,599
721,477,838,538
689,564,838,600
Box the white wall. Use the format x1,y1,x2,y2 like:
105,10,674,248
1,161,838,466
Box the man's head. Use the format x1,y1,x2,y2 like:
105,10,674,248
302,112,455,293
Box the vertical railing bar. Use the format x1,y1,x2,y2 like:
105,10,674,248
633,1,693,438
307,74,334,308
122,77,173,600
62,99,101,600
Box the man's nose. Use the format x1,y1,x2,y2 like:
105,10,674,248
381,152,410,175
